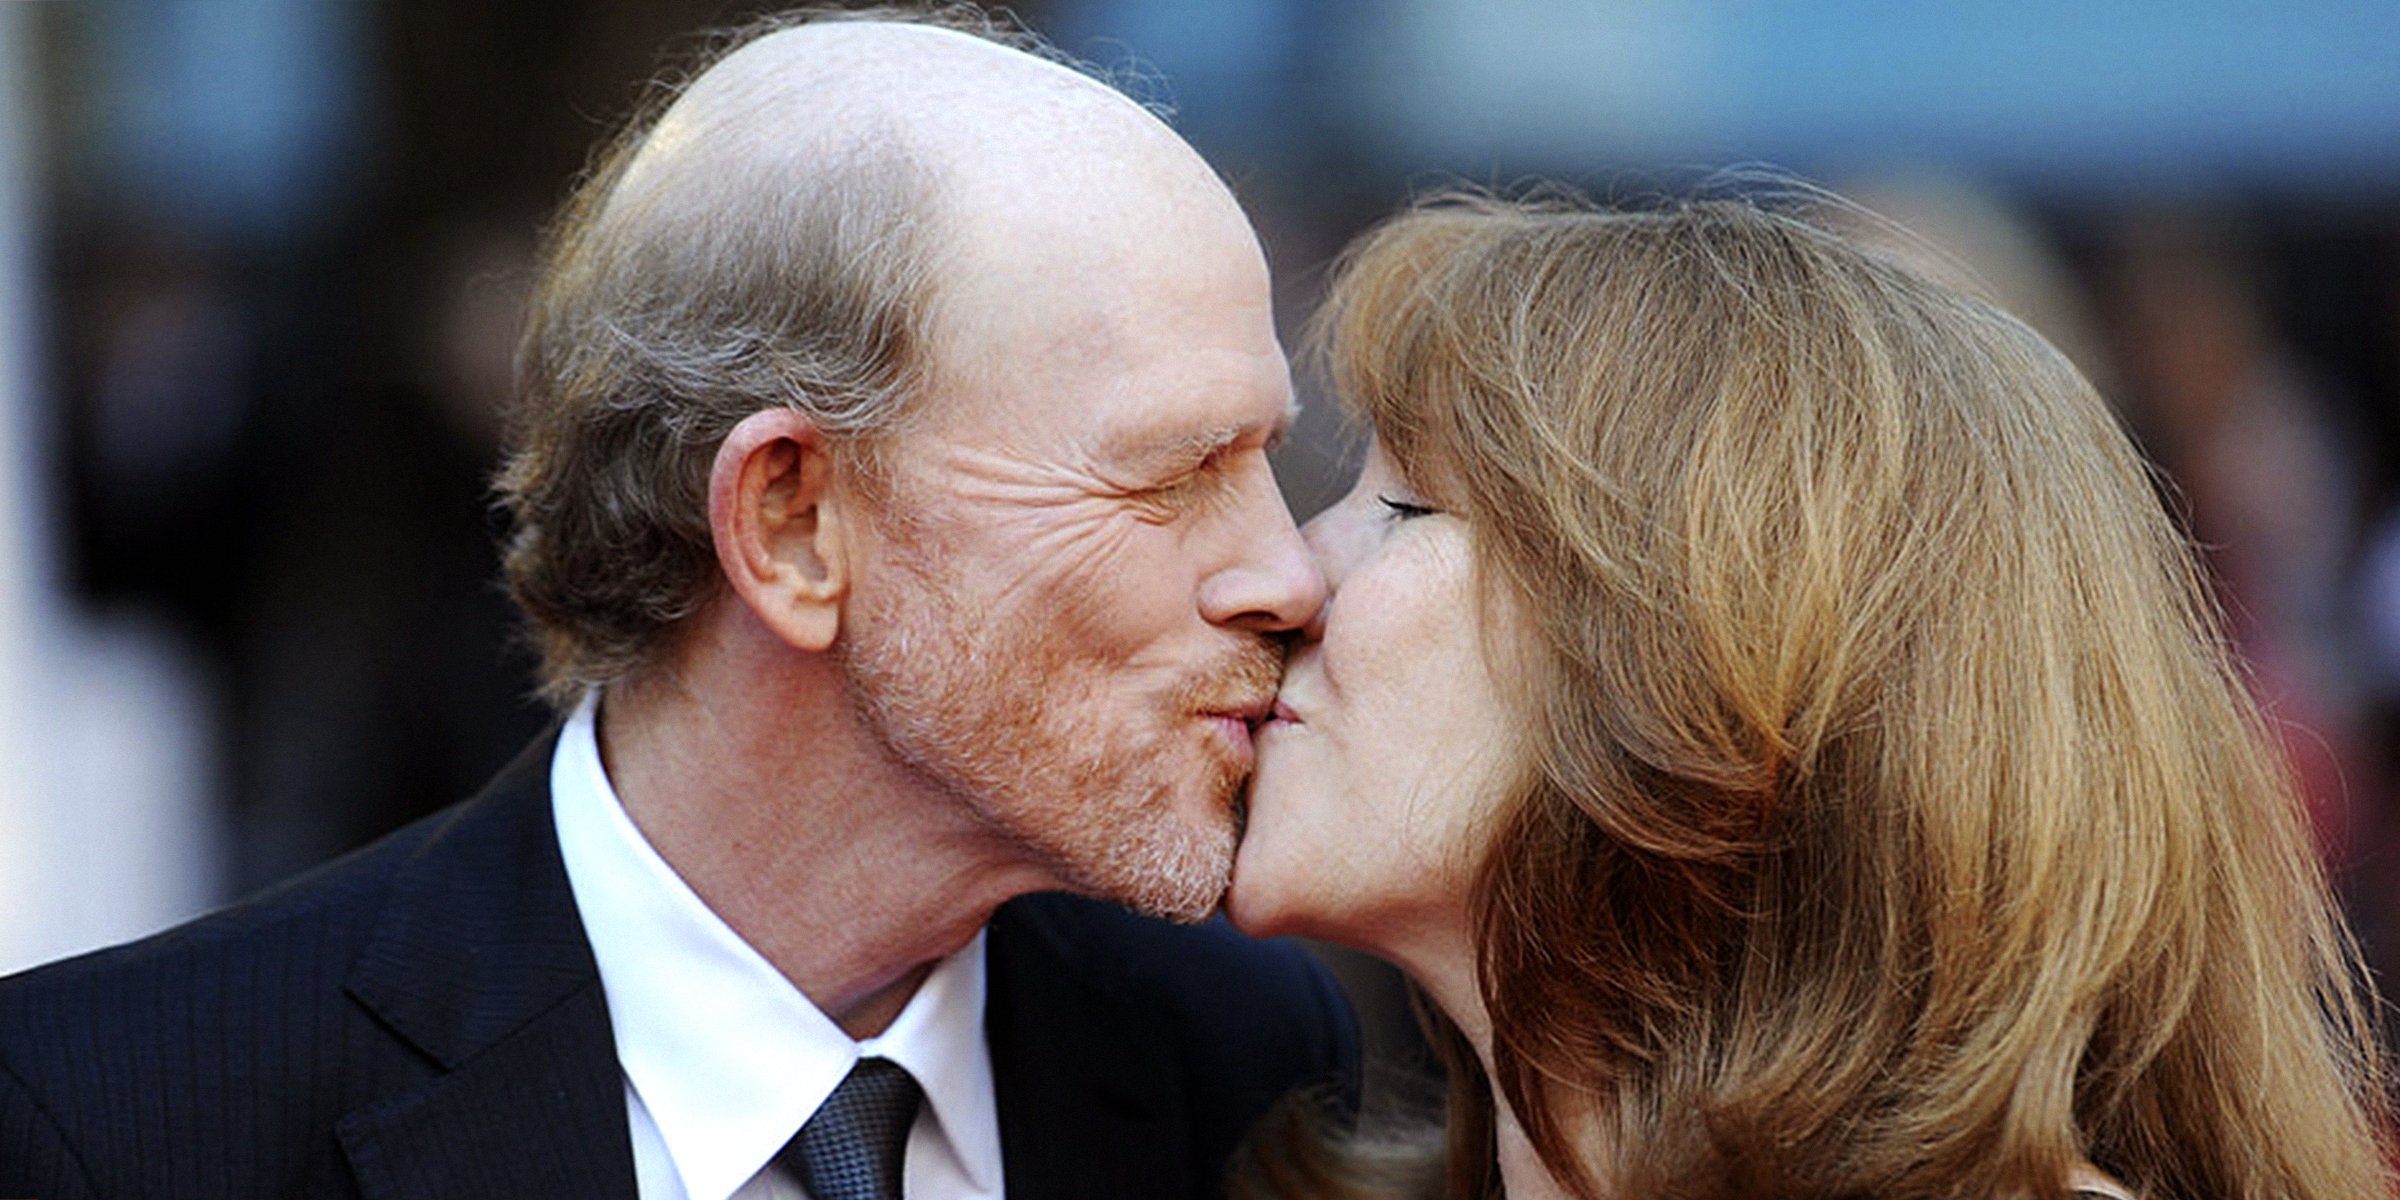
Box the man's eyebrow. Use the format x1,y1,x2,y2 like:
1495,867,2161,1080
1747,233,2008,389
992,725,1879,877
1153,424,1245,469
1121,413,1277,471
1106,394,1301,476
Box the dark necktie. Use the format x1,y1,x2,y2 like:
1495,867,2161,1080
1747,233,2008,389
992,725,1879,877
779,1056,924,1200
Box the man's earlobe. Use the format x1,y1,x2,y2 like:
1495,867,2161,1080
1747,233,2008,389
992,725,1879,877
709,409,850,652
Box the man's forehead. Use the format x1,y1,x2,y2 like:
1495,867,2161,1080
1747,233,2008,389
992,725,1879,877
906,313,1291,461
919,204,1284,464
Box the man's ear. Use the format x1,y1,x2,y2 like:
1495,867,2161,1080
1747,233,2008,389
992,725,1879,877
709,408,853,652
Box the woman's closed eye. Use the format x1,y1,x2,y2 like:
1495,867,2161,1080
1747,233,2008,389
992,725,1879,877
1378,494,1439,521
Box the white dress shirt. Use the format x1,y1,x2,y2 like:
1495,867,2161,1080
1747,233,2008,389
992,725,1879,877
552,695,1005,1200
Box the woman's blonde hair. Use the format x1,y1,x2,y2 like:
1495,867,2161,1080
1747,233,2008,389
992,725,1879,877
1258,189,2392,1200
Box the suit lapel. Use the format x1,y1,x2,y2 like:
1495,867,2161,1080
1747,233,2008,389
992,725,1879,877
986,897,1194,1200
335,733,638,1200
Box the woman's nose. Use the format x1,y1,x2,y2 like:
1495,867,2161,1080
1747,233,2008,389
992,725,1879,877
1292,507,1362,643
1300,501,1362,585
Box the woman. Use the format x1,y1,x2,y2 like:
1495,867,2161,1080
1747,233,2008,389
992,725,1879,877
1227,191,2393,1200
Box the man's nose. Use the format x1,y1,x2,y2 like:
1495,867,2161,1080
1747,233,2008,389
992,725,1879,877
1199,491,1328,635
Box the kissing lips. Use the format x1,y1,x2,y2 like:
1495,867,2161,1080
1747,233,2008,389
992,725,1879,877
1253,697,1303,737
1200,696,1272,773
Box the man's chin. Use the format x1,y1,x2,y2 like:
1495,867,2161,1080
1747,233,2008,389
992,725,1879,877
1094,874,1224,925
1077,807,1235,924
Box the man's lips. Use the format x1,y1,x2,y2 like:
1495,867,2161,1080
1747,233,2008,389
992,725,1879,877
1202,696,1275,730
1198,698,1274,765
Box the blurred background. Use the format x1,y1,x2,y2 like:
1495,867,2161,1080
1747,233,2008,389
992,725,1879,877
3,0,2398,1077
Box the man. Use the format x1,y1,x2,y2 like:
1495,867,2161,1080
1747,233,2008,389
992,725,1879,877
0,8,1355,1199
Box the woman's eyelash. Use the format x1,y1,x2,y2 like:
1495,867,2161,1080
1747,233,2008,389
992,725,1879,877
1378,495,1438,520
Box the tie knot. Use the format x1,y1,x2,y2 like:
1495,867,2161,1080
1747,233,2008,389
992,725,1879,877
782,1057,924,1200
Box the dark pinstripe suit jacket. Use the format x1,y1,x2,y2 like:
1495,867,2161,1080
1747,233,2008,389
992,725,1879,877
0,734,1359,1200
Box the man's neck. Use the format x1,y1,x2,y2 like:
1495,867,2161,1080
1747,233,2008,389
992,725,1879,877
594,624,1056,1039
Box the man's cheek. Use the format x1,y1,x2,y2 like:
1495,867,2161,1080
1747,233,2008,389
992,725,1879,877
1010,506,1161,610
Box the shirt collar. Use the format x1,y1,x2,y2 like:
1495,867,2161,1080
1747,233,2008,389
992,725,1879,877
862,925,1000,1199
551,693,1001,1200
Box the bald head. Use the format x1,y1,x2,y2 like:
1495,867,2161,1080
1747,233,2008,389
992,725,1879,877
619,20,1176,203
601,18,1264,378
501,9,1274,702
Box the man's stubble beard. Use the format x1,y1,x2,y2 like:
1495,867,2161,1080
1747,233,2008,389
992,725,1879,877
837,555,1280,922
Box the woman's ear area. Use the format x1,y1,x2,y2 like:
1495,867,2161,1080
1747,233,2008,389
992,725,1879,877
708,407,851,652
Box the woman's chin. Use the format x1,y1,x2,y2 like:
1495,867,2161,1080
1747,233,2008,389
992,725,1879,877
1224,835,1338,942
1220,848,1291,938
